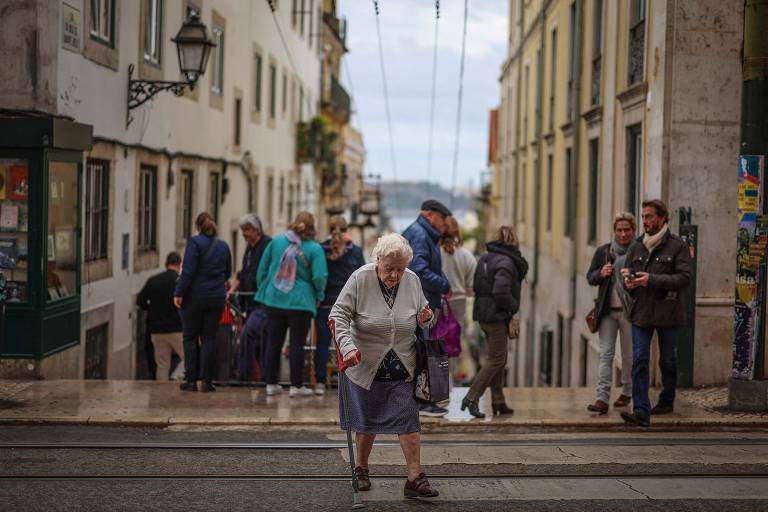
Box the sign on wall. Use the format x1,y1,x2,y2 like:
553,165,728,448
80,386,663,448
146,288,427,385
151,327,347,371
734,155,765,380
61,3,81,54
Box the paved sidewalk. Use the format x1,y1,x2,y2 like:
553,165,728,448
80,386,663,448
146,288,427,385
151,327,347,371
0,380,766,430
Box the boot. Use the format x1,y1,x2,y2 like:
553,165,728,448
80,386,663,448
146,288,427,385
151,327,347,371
492,403,514,416
460,397,486,418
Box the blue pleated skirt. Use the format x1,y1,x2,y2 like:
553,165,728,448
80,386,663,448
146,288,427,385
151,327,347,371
339,377,420,435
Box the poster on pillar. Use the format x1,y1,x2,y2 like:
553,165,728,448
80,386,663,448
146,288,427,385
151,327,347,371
734,155,765,380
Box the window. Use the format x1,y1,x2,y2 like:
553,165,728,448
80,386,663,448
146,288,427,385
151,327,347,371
85,323,109,379
137,165,157,253
267,175,275,224
591,0,603,105
628,0,646,85
291,0,297,27
523,65,529,144
208,172,220,223
546,155,553,231
269,62,277,120
0,158,30,303
565,148,574,238
520,162,527,223
540,329,553,386
300,0,306,35
234,97,242,147
299,85,304,121
90,0,114,46
180,170,194,241
549,29,557,131
291,77,296,121
282,72,288,115
580,335,590,386
253,52,263,113
308,0,314,47
210,25,225,96
143,0,163,66
279,176,285,215
626,124,643,218
588,138,599,244
557,314,565,387
85,159,110,261
567,2,577,119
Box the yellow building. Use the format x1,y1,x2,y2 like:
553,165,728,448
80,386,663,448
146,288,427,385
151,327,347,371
493,0,743,388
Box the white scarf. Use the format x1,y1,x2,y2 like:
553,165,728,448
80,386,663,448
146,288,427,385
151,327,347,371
643,223,668,252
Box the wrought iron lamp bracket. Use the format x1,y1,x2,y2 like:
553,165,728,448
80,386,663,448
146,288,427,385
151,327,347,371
126,64,194,127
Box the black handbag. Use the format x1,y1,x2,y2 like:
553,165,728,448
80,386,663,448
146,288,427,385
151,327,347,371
413,327,450,404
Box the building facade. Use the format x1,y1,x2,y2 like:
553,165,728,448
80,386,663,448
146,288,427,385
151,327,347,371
0,0,329,379
493,0,742,388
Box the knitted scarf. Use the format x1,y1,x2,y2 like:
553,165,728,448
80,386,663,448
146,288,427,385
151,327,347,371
611,238,633,312
643,223,668,253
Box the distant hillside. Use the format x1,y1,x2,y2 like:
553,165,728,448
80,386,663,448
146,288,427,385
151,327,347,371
380,181,474,213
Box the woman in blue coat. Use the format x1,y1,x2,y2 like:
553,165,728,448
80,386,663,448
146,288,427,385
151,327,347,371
174,212,232,392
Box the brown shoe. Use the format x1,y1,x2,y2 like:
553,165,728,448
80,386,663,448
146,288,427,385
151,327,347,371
651,402,674,415
354,466,371,491
586,400,608,414
613,394,631,407
404,472,439,499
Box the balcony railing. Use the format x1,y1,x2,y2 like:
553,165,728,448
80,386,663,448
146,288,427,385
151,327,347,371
326,75,351,123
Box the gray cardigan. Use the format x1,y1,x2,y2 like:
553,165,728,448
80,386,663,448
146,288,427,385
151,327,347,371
329,263,433,390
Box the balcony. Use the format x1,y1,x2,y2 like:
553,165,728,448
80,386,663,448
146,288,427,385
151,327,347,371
323,75,351,124
323,13,347,48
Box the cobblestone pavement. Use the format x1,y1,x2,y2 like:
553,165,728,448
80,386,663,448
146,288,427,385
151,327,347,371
678,386,768,418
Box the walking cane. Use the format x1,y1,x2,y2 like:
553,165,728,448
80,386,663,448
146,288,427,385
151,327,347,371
329,319,365,509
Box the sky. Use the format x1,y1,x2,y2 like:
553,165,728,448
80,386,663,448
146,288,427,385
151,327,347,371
338,0,508,194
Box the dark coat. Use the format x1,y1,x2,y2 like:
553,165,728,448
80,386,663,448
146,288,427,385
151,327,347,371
174,234,232,300
320,240,365,307
472,242,529,324
236,235,271,293
623,230,692,327
402,215,450,310
136,269,183,333
586,243,616,327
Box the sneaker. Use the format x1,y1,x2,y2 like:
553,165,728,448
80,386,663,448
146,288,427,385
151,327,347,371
289,386,314,397
266,384,283,396
419,404,448,417
314,383,326,396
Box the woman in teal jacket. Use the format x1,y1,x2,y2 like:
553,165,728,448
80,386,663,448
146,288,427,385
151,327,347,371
256,211,328,397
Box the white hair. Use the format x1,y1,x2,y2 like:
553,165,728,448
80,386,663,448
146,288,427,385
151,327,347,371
239,213,263,232
371,233,413,264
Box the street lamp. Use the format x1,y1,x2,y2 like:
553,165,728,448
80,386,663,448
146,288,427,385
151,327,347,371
126,14,216,127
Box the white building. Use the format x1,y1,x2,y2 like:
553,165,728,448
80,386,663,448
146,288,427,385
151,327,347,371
0,0,323,378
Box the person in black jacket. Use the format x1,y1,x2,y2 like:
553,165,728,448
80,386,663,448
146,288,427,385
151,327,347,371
174,212,232,393
461,226,528,418
314,215,365,395
585,212,636,414
136,252,185,381
619,199,692,427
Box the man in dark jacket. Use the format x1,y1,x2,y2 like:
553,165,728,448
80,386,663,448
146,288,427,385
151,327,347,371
585,213,636,414
620,199,692,427
402,199,452,417
137,252,184,381
228,214,271,312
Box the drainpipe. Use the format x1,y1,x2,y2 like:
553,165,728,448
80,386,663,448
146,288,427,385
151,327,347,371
529,2,546,386
568,0,584,386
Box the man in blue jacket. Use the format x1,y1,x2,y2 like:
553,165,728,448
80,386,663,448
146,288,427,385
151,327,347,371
402,199,452,417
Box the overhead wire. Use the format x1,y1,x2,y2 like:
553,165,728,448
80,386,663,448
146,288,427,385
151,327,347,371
372,0,400,210
425,1,440,198
449,0,469,210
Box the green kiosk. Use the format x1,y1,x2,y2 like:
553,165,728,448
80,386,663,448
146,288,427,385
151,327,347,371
0,112,92,373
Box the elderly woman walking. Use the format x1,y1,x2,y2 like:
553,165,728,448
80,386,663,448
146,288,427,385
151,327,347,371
330,233,439,499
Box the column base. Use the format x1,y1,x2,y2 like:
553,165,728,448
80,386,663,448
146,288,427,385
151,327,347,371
728,377,768,412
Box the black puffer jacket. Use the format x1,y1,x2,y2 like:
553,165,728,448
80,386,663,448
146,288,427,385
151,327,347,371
472,242,529,324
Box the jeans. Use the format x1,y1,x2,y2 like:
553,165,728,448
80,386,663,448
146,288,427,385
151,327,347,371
264,306,313,387
596,310,632,402
466,322,508,404
631,324,679,417
240,307,269,381
314,307,332,385
181,296,225,384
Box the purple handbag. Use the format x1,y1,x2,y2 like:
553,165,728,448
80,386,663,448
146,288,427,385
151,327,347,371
430,298,462,357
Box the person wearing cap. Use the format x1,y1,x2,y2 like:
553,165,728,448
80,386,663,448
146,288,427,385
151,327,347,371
402,199,452,417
